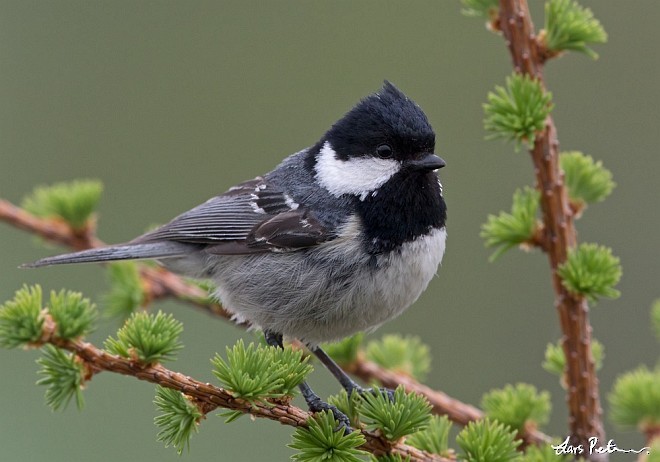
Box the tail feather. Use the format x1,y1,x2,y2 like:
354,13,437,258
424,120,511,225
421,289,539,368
21,241,191,268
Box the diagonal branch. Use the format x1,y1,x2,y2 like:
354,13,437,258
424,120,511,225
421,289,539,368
43,336,448,462
0,199,102,250
496,0,606,457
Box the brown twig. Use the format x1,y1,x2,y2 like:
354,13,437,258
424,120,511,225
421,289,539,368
1,197,555,446
41,335,449,462
139,265,235,320
497,0,606,457
0,199,102,250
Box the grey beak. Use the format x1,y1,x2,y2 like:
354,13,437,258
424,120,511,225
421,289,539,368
408,153,446,171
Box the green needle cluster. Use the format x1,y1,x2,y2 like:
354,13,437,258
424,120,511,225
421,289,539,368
484,73,553,148
289,411,367,462
406,415,452,457
36,344,86,411
481,187,540,261
560,151,615,210
365,335,431,382
153,386,202,455
609,365,660,431
456,418,521,462
1,286,98,412
543,0,607,59
211,339,312,403
323,333,364,367
358,386,432,442
48,289,97,340
104,310,183,364
103,262,144,319
328,389,362,430
0,285,44,348
557,243,622,302
481,383,551,432
0,285,97,348
22,179,103,230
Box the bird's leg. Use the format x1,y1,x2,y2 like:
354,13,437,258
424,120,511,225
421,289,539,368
311,345,395,402
263,331,351,433
310,346,362,394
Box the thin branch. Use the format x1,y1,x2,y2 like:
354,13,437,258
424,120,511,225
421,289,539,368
139,265,235,320
0,199,102,250
43,335,448,462
497,0,606,457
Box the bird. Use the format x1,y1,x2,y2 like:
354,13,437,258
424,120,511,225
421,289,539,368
24,81,447,429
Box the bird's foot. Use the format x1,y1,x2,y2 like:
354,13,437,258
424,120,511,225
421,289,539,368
307,396,352,434
300,381,352,434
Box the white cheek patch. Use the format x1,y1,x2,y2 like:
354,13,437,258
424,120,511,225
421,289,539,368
315,141,400,200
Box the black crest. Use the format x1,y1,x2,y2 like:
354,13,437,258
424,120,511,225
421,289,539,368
321,81,435,162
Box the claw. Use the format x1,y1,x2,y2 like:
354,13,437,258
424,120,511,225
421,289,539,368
309,400,352,434
299,381,353,434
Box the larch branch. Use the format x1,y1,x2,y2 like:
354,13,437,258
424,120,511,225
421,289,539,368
45,336,448,462
497,0,606,457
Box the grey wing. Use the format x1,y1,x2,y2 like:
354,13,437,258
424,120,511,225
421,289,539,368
132,177,332,254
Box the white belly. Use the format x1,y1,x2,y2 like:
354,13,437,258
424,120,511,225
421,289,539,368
206,223,446,345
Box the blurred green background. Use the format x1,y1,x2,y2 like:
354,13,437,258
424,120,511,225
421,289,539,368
1,1,658,461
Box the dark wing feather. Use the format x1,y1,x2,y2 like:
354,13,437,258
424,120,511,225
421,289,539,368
132,177,333,254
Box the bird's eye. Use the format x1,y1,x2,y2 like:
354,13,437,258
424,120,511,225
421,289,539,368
376,144,393,159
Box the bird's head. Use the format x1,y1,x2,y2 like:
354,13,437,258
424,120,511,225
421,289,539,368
313,81,445,201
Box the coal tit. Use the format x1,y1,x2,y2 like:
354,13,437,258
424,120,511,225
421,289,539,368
25,81,447,427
